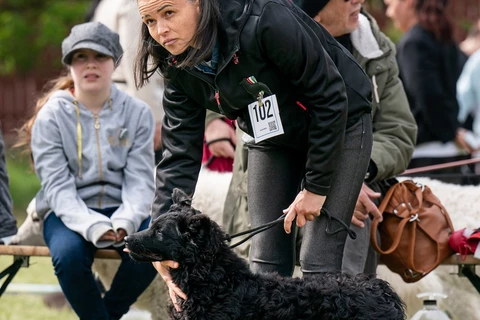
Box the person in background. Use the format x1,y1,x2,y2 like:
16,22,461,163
16,22,157,319
460,19,480,57
457,19,480,175
384,0,475,184
87,0,165,163
0,124,17,245
458,20,480,141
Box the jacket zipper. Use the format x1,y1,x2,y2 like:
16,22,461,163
184,68,227,114
93,114,104,207
183,46,240,115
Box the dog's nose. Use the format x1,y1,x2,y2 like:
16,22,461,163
124,236,129,243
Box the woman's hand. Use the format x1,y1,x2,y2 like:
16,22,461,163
99,230,116,241
115,228,127,243
205,119,236,158
152,261,187,312
283,189,326,234
351,183,383,228
455,128,475,154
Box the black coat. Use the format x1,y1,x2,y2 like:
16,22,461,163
152,0,372,218
396,24,466,145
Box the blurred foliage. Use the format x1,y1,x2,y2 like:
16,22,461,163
364,0,386,11
6,149,40,215
0,0,91,75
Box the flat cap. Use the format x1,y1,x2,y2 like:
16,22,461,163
62,22,123,67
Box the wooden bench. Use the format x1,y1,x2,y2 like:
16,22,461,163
0,245,121,297
1,245,480,298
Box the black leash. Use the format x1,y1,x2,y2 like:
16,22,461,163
225,207,357,249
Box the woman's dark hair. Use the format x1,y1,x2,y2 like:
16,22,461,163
415,0,453,43
135,0,220,88
85,0,102,22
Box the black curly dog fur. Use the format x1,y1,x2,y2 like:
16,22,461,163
125,189,405,320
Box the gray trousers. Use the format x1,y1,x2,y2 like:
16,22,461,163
248,114,372,276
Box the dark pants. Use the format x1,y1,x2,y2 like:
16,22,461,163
43,207,157,320
248,114,373,276
341,179,395,275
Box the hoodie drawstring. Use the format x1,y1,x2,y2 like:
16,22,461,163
372,75,380,104
74,100,83,179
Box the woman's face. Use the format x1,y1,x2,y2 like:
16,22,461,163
384,0,414,33
138,0,201,56
314,0,365,37
69,49,114,95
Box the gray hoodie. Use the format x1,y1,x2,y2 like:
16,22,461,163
32,84,155,248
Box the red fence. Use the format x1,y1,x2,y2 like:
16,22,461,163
0,69,61,143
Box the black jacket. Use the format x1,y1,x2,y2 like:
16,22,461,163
397,24,466,145
152,0,372,218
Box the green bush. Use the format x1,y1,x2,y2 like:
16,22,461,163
6,150,40,217
0,0,91,75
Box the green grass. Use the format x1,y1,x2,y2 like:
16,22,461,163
0,150,76,319
0,294,76,320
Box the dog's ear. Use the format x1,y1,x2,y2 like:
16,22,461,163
170,188,202,216
179,214,221,248
172,188,192,206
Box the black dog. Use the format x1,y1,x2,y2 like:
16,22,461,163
125,189,405,320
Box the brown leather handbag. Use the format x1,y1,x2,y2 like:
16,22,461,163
370,180,455,283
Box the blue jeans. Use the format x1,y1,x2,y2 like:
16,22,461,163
43,207,157,320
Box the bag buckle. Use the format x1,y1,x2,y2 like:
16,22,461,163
409,213,420,222
415,182,425,192
404,268,425,279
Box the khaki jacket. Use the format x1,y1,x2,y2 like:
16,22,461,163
352,12,417,182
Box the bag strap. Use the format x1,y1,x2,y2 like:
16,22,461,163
370,183,407,254
371,216,411,254
408,189,455,272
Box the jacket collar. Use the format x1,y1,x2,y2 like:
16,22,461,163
216,0,252,69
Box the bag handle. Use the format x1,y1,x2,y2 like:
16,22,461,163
371,216,410,254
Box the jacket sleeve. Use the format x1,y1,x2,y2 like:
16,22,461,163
111,104,155,235
256,2,348,195
0,125,16,238
398,38,459,143
370,50,417,182
150,80,206,220
457,55,480,126
32,106,114,248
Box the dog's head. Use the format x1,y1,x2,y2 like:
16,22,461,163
125,188,226,264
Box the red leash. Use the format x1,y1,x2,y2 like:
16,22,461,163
400,157,480,175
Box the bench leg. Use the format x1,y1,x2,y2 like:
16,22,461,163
0,256,28,297
460,265,480,295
